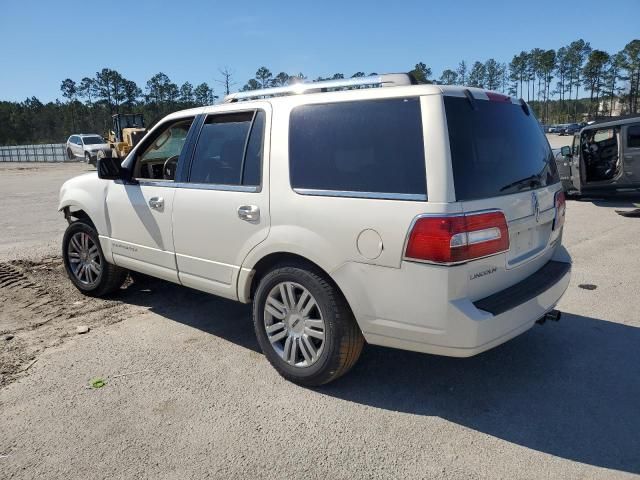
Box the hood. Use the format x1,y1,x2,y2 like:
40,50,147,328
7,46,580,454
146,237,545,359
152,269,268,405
85,143,111,151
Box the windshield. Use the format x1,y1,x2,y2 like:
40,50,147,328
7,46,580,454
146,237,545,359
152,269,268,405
444,96,559,200
120,115,144,128
82,136,104,145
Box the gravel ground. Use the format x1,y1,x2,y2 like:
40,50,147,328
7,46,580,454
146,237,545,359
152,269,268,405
0,161,639,479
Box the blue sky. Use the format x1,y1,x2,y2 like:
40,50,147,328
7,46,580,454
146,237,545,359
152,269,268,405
0,0,637,102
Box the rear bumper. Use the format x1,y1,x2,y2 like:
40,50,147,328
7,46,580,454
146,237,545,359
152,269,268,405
332,247,571,357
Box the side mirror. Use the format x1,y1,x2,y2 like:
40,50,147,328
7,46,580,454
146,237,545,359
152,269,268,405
97,157,125,180
560,146,572,157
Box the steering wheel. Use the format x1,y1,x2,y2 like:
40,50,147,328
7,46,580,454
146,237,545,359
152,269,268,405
163,155,179,180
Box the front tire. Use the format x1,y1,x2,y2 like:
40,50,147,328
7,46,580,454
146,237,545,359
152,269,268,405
84,152,93,165
253,265,364,386
62,221,128,297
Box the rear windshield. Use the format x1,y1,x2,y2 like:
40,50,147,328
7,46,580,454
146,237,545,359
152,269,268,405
445,96,559,201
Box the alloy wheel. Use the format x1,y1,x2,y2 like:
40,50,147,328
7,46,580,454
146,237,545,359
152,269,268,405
263,282,326,367
67,232,102,287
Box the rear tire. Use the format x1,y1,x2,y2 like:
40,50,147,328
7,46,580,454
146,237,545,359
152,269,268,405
67,148,74,160
253,265,364,386
62,220,128,297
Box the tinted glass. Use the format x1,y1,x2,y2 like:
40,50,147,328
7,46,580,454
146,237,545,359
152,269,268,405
628,124,640,148
189,112,253,185
82,136,104,145
445,96,559,201
242,110,265,186
289,98,426,196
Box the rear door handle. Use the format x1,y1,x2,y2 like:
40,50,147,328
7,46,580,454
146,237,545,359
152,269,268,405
238,205,260,222
148,197,164,210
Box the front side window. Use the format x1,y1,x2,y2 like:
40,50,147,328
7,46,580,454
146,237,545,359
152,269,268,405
289,98,426,198
134,118,194,180
188,110,265,187
628,124,640,149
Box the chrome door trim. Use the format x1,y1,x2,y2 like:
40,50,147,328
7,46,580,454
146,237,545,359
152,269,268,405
135,180,260,193
293,188,426,201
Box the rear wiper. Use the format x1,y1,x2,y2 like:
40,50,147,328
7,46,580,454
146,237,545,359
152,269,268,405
499,174,541,192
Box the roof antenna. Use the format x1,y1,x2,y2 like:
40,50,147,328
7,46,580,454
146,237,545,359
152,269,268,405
520,99,530,116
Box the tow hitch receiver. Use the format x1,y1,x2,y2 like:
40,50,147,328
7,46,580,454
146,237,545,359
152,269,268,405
536,309,562,325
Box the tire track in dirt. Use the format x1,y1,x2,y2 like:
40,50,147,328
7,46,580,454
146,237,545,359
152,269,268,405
0,257,137,387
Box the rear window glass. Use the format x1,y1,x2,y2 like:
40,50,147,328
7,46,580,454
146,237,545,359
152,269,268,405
289,98,426,198
189,112,253,186
445,96,559,201
628,124,640,148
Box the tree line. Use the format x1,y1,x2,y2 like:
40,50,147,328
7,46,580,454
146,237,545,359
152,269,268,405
0,38,637,145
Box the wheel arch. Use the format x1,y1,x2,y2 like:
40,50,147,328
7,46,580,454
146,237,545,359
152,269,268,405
241,252,352,313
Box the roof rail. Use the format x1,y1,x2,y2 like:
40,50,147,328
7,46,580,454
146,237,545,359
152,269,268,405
223,73,417,103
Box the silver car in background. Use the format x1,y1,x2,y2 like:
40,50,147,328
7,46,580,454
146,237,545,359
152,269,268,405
66,134,111,165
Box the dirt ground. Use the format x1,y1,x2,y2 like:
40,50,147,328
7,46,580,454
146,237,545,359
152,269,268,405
1,161,639,479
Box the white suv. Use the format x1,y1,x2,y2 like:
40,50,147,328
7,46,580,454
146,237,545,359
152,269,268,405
66,134,111,165
58,74,571,386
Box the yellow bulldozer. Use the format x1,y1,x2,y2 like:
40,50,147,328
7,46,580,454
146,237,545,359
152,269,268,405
97,113,147,161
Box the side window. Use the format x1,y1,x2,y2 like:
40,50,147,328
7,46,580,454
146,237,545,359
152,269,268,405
289,98,426,197
628,124,640,149
242,110,265,186
134,118,194,181
188,110,265,187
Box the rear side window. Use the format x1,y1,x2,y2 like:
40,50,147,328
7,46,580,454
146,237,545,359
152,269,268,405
445,96,559,201
189,111,264,187
289,98,426,198
628,124,640,148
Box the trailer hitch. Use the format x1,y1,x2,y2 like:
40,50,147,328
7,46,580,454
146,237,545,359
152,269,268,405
536,309,562,325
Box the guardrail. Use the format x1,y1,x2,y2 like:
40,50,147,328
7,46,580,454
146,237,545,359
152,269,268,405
0,144,74,162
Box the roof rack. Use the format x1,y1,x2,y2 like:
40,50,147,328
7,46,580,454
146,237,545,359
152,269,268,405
223,73,417,103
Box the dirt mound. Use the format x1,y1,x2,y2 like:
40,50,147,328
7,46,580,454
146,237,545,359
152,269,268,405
0,257,133,387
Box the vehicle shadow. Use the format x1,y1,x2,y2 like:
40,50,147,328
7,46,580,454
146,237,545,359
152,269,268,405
321,313,640,474
119,276,259,353
576,195,640,209
117,278,639,474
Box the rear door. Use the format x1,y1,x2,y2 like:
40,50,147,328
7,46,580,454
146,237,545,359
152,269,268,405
443,93,563,299
623,122,640,185
171,105,271,300
71,136,82,157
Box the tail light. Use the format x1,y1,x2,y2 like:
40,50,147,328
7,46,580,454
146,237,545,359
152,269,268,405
553,191,566,231
405,211,510,264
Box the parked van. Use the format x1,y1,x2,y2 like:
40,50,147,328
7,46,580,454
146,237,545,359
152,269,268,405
59,74,571,385
558,115,640,196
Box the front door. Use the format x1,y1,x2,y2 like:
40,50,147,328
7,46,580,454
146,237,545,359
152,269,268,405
104,117,196,283
172,106,271,300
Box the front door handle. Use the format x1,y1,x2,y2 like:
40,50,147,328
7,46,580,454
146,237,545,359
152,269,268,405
238,205,260,222
148,196,164,210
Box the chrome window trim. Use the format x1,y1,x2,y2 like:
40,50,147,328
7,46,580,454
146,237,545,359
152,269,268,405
135,179,259,193
293,188,426,201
